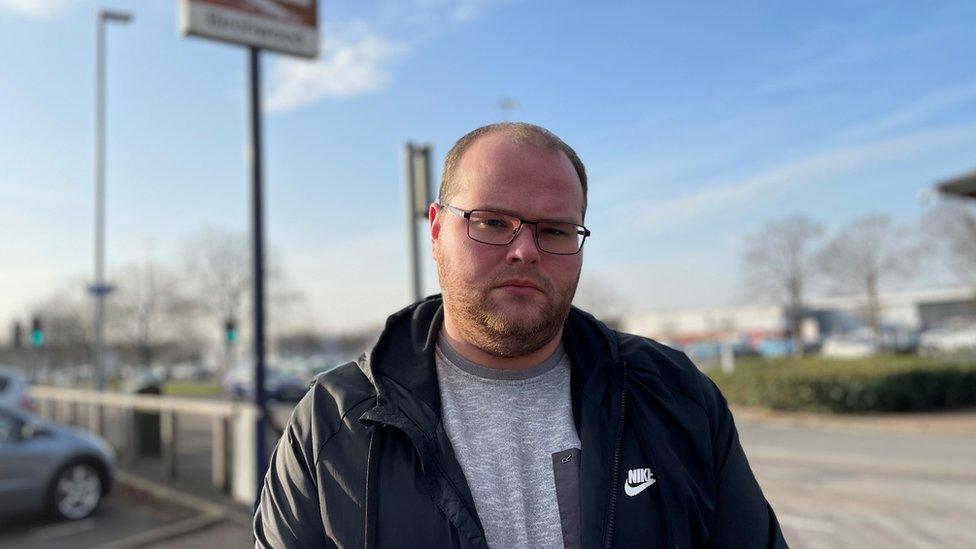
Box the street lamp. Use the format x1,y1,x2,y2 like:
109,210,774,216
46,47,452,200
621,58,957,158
91,8,132,391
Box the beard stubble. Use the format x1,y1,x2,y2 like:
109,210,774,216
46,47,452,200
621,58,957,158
436,253,580,358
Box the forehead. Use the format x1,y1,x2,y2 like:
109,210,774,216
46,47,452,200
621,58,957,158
452,132,584,222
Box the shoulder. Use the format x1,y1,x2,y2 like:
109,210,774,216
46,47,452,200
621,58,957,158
283,359,377,464
614,330,726,414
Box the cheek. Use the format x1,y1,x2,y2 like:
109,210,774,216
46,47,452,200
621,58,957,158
439,237,494,279
548,258,583,288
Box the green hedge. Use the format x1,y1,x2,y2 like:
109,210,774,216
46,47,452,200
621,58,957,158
708,356,976,413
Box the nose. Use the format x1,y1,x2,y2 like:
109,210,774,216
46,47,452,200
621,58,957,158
506,224,540,264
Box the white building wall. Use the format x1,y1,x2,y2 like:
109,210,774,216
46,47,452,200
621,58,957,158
619,287,975,340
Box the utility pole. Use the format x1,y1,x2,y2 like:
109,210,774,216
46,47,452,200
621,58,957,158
247,45,270,500
91,8,132,391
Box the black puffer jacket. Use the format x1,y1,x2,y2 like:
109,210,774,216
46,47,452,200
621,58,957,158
254,296,788,548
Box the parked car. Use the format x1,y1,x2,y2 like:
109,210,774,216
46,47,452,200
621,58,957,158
821,333,878,358
0,366,35,413
919,325,976,354
0,403,116,520
223,366,308,402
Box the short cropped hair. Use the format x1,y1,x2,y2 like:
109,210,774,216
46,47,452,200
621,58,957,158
438,122,588,219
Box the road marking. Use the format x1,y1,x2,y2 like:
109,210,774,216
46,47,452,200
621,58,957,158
29,519,97,541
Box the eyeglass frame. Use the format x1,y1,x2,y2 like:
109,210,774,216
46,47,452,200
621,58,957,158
439,203,591,255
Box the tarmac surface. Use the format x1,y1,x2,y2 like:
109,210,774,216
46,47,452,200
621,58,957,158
739,414,976,549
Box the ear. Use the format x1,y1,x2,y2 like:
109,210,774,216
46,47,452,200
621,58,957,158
429,203,442,258
429,203,441,238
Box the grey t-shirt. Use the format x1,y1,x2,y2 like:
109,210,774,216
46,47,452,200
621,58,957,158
435,336,581,549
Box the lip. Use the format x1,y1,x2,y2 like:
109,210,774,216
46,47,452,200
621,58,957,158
495,279,544,293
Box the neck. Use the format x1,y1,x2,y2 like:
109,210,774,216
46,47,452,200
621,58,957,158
441,316,563,371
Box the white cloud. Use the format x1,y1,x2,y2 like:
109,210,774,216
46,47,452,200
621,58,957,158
0,0,71,19
621,121,976,231
839,81,976,142
265,20,408,113
266,0,512,113
757,29,938,95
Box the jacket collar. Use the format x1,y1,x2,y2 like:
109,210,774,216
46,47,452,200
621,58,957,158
360,294,624,427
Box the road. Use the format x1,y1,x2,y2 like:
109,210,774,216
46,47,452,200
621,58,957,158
739,420,976,549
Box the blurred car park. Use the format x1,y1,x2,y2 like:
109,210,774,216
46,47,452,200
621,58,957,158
0,402,116,521
919,323,976,355
223,365,308,402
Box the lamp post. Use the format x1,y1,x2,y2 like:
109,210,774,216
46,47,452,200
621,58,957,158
91,8,132,391
403,143,433,303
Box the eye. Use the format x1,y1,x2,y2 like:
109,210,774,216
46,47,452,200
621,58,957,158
483,218,508,228
471,212,515,231
539,223,576,238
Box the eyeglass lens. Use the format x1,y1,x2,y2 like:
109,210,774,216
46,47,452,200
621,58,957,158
467,210,584,254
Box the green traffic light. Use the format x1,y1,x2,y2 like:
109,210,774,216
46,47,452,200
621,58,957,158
31,331,43,346
226,329,237,344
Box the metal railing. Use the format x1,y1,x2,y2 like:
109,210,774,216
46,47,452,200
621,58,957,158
28,386,252,496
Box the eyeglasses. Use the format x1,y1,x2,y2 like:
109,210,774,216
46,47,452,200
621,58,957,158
441,204,591,255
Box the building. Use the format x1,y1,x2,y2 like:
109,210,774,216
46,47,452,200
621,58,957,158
620,286,976,356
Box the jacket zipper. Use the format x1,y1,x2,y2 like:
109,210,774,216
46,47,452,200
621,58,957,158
363,406,488,547
603,365,628,548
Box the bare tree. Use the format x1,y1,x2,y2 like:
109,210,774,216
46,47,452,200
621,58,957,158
926,199,976,292
28,285,93,379
183,228,252,329
740,214,823,356
181,228,299,372
816,215,919,344
108,260,199,373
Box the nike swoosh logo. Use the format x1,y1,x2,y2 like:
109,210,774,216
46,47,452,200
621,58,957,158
624,479,656,497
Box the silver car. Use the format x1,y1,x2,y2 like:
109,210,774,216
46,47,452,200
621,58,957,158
0,403,116,520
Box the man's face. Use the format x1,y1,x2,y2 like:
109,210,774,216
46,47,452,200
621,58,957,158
431,133,585,358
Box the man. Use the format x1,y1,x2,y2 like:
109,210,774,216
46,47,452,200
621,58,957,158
254,123,787,548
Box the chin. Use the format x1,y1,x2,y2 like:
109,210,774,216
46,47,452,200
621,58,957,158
483,304,549,334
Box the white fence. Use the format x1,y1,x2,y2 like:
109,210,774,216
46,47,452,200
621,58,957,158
29,386,262,505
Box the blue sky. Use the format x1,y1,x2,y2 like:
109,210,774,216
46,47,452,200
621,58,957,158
2,0,975,332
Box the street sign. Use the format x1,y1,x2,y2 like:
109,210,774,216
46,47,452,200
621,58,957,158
179,0,318,58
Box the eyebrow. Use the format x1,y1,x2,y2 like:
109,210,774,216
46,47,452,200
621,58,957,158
473,205,583,225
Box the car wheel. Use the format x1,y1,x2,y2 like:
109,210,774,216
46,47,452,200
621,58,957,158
49,461,104,520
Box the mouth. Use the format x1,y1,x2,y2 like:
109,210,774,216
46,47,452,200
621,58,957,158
495,279,544,294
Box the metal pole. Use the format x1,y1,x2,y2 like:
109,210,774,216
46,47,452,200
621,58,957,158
91,9,130,392
247,45,269,502
404,144,422,302
93,15,106,392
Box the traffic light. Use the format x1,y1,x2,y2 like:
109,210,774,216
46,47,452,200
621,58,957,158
30,316,43,347
224,319,237,344
11,322,23,349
